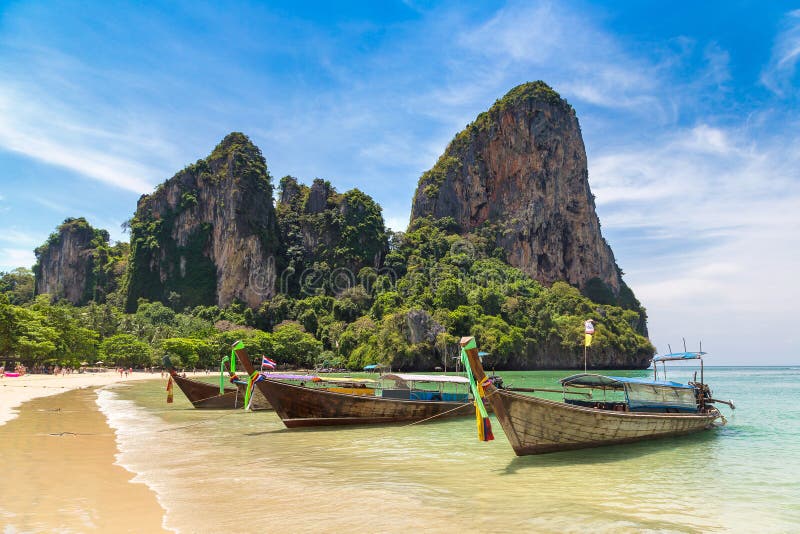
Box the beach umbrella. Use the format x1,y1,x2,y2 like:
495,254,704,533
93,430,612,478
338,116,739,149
95,360,104,365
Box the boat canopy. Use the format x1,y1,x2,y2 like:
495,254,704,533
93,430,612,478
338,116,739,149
312,376,380,385
652,351,706,362
560,373,694,390
561,373,698,412
363,364,384,370
382,373,469,385
261,373,319,381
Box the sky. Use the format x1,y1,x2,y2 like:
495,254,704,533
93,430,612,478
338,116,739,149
1,0,799,364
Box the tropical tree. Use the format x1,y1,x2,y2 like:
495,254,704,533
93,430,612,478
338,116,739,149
99,334,152,367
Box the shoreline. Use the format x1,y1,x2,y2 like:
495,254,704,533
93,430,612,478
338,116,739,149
0,387,169,532
0,370,212,427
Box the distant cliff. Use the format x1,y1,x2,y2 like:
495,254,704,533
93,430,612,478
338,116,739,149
124,133,282,311
410,82,642,318
34,217,126,305
277,176,388,292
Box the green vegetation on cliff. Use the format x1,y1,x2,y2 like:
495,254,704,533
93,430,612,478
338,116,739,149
33,217,127,305
277,176,388,294
5,214,652,371
124,132,280,311
14,124,652,371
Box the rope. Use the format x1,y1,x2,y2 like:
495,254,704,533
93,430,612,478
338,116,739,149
401,390,497,427
183,390,238,405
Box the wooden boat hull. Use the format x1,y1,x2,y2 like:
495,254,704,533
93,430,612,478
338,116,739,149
460,337,721,455
253,378,474,428
171,374,271,410
488,389,720,455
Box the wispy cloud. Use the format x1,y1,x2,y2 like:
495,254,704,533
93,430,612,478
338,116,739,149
452,2,663,115
761,9,800,96
0,248,36,270
0,71,166,194
0,228,40,247
591,120,800,357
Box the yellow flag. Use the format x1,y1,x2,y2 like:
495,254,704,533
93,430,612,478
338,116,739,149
584,333,593,347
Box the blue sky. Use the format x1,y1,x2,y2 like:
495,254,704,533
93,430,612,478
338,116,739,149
1,1,799,364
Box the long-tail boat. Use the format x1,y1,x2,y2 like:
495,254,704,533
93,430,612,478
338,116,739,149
164,355,271,410
459,336,733,455
232,341,475,427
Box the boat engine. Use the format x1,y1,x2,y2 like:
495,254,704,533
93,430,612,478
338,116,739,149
488,375,504,389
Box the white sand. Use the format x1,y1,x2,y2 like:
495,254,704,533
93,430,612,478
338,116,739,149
0,371,167,426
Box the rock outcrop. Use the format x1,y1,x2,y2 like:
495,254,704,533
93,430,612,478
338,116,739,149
33,218,119,305
410,82,634,307
276,176,388,293
125,133,282,311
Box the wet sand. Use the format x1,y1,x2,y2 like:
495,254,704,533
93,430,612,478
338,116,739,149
0,371,164,426
0,388,168,532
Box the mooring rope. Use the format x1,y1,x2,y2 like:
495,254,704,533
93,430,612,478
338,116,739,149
400,389,498,428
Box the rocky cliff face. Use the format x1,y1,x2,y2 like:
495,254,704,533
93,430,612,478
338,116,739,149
125,133,282,311
34,218,108,305
277,176,388,294
411,82,631,305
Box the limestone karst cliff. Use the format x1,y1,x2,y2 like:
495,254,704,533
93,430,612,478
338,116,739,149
124,132,282,311
20,87,654,370
410,82,641,315
276,176,388,293
34,217,126,305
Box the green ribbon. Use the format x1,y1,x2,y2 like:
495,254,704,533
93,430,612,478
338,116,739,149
460,339,489,419
219,355,229,395
231,340,248,409
244,372,259,410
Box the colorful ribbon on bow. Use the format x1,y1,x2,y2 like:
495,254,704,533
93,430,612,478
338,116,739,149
460,339,494,441
219,355,230,395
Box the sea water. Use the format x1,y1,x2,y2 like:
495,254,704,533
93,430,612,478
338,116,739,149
97,367,800,533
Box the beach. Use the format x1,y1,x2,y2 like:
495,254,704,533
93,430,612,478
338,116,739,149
0,371,164,427
2,367,799,532
0,386,168,532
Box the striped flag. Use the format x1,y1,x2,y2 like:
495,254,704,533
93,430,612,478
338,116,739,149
261,356,277,369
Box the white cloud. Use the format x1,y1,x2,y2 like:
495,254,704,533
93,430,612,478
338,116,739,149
761,9,800,95
451,1,664,116
0,84,160,194
0,248,36,270
0,228,40,247
591,122,800,361
384,214,409,233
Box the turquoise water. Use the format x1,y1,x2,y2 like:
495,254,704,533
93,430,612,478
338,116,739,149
99,367,800,533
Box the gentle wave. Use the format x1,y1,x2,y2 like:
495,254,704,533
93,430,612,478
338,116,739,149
95,387,179,534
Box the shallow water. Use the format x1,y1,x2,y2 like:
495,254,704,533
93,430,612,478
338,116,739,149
99,367,800,533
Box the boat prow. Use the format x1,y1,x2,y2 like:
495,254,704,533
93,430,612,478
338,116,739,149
164,355,271,410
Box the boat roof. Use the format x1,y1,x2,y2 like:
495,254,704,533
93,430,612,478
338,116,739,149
261,373,379,385
261,373,319,381
560,373,694,390
652,351,706,362
312,376,380,385
382,373,469,384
